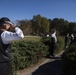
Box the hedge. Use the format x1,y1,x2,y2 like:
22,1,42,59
40,36,64,55
10,36,64,75
11,40,48,75
61,43,76,75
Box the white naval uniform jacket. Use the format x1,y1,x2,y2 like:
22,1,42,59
0,27,24,62
51,32,57,43
1,27,24,44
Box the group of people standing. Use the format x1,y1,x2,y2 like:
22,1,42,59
65,32,76,48
48,30,76,57
1,16,76,75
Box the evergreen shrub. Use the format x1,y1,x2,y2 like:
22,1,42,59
40,36,64,54
11,40,48,75
61,43,76,75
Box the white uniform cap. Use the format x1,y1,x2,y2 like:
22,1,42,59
5,21,14,25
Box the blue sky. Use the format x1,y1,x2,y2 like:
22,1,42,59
0,0,76,22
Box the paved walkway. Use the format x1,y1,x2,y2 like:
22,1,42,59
18,51,64,75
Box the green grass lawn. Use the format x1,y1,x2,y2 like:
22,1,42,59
23,36,41,41
12,36,41,42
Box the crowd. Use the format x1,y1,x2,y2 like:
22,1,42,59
48,30,76,57
0,17,76,75
65,32,76,48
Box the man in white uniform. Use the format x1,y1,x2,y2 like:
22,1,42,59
0,17,24,75
47,29,57,57
50,30,57,56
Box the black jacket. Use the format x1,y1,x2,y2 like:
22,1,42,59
0,30,12,62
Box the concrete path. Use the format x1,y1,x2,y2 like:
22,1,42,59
18,51,64,75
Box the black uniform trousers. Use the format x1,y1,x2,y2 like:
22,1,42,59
0,62,10,75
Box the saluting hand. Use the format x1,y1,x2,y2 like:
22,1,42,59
10,24,16,29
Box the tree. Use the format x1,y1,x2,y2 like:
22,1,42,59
32,14,50,35
16,19,33,35
50,18,69,35
68,22,76,34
